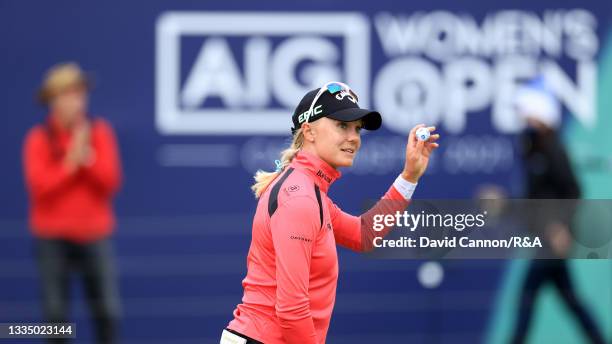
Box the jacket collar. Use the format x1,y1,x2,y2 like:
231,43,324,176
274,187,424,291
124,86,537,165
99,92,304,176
46,113,86,135
289,150,341,193
46,114,72,138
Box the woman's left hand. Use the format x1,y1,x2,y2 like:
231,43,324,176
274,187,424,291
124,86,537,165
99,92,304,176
401,124,440,183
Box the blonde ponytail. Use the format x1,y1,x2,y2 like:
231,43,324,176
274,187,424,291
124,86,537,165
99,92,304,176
251,129,304,198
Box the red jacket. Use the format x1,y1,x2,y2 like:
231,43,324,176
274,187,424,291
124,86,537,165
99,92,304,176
23,116,122,243
228,151,409,343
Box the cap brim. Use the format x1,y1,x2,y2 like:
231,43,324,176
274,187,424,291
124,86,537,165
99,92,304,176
327,108,382,131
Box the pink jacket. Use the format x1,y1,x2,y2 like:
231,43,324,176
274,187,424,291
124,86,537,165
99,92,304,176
228,150,408,343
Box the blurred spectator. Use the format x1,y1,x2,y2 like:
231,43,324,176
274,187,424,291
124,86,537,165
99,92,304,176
510,77,604,344
22,63,122,344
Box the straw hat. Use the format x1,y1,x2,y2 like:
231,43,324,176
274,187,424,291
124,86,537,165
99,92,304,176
37,62,91,104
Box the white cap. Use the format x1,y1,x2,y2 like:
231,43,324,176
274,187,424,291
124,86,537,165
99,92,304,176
514,77,561,129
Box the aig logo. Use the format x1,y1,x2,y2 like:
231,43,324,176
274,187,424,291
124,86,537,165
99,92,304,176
156,12,370,135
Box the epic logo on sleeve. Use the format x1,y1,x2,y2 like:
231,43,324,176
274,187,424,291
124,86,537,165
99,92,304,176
156,12,370,135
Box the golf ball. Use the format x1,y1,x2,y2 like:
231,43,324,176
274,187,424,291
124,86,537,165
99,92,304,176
416,127,430,141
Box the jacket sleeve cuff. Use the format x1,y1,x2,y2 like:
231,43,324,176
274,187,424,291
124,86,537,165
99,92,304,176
393,175,418,200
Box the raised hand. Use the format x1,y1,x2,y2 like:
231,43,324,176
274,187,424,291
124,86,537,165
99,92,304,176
64,121,92,172
401,124,440,183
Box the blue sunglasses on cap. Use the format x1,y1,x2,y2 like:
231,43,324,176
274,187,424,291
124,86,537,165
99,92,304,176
302,81,359,124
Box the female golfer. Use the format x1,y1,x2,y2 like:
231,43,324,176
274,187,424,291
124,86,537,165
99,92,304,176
221,82,439,344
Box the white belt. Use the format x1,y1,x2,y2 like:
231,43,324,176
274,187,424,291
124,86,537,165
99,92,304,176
220,329,248,344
